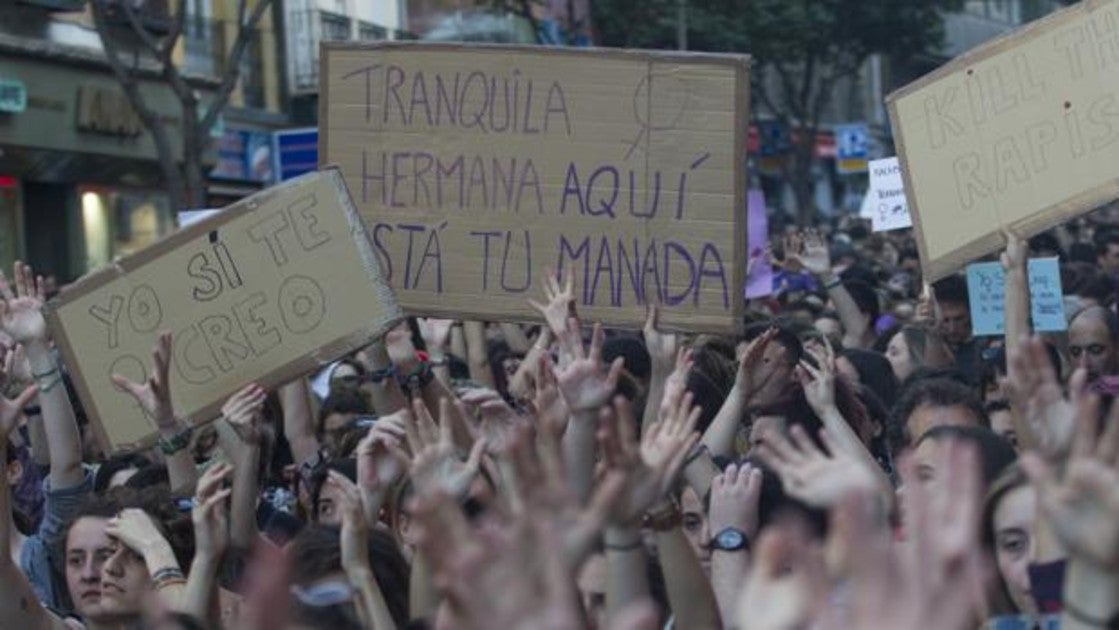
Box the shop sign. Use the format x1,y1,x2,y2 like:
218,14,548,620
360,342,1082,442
76,85,143,137
0,79,27,114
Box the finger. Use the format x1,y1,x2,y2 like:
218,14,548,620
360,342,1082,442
110,374,144,399
464,438,486,475
12,384,39,410
526,299,547,315
13,261,28,299
1098,397,1119,465
35,275,46,303
413,397,438,446
589,323,605,363
437,398,454,446
605,357,625,389
1072,386,1102,460
0,269,13,301
644,305,658,335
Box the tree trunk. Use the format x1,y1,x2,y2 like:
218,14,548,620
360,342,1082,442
792,132,816,226
180,100,208,209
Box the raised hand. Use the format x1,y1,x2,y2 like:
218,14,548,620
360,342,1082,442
192,463,233,559
735,327,779,402
0,383,37,439
1007,336,1077,459
392,397,485,499
221,383,266,446
0,343,31,392
325,471,372,573
0,261,48,343
417,318,455,354
555,321,624,414
1000,230,1027,271
354,414,405,496
837,445,987,630
798,343,837,416
643,306,678,376
459,386,527,452
600,393,699,525
1020,381,1119,569
758,425,877,510
532,355,569,437
709,462,763,538
384,322,418,370
527,267,576,339
111,331,176,428
661,347,693,419
736,529,826,630
785,230,832,277
106,508,174,559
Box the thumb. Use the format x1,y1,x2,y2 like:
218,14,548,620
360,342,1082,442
13,384,38,410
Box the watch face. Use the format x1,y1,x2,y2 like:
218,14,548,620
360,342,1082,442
716,529,745,550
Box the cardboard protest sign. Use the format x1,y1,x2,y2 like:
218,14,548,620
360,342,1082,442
868,157,913,232
320,42,750,333
965,257,1066,336
886,0,1119,280
46,169,402,453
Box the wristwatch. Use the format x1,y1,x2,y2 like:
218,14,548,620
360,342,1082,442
709,527,750,552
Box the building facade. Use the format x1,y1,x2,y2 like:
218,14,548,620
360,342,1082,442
0,0,286,282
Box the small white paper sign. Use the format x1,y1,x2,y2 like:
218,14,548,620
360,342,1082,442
868,157,912,232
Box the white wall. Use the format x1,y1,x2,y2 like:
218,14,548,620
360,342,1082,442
312,0,402,30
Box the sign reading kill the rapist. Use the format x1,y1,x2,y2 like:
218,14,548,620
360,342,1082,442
320,43,750,333
46,169,402,452
887,0,1119,281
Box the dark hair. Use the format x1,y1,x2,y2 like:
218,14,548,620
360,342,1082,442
1094,228,1119,255
1070,304,1119,342
913,425,1017,488
60,486,195,574
842,280,880,325
1028,232,1063,259
288,525,410,628
894,377,987,444
93,453,153,493
686,338,736,434
121,463,169,491
604,335,652,383
984,399,1011,415
839,348,900,408
317,390,371,437
932,275,969,308
310,458,358,523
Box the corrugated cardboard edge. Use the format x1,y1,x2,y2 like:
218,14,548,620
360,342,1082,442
317,41,751,335
46,168,404,454
885,0,1117,281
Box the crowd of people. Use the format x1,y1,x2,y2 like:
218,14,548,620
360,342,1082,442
0,209,1118,630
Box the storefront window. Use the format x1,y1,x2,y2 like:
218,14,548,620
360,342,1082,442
80,187,172,270
0,177,20,274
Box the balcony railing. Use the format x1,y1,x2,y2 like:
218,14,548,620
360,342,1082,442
285,7,406,94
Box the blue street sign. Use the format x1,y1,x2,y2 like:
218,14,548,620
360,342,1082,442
272,127,318,183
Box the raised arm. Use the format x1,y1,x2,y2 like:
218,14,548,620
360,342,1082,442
708,463,762,624
179,463,233,622
787,231,872,349
0,262,83,489
702,329,777,458
331,471,398,630
355,340,408,416
0,384,57,629
214,384,266,550
111,332,196,494
461,321,496,389
278,377,320,466
642,307,678,435
1001,231,1030,352
417,318,455,387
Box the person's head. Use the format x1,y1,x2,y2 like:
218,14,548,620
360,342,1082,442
885,326,954,382
288,524,410,629
679,485,710,572
317,389,371,454
837,348,900,408
311,459,358,527
813,311,843,347
894,377,986,445
603,335,652,390
982,466,1038,616
1068,305,1119,381
93,453,152,493
329,359,367,392
1096,229,1119,275
984,400,1018,450
62,488,192,623
842,280,880,336
741,324,803,407
911,425,1016,490
933,275,972,345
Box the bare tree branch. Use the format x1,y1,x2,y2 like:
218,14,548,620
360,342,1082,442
120,1,162,58
89,0,185,205
200,0,272,131
161,0,188,60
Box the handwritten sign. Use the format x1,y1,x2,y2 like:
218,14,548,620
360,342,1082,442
887,0,1119,280
965,257,1066,336
320,43,749,333
868,157,913,232
46,169,402,453
745,189,772,299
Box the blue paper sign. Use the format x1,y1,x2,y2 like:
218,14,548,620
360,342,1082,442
966,258,1066,336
